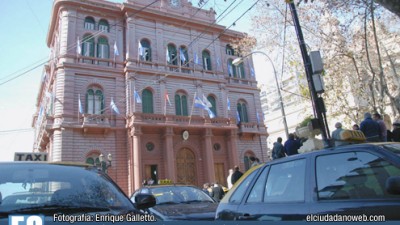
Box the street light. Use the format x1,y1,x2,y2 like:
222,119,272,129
98,153,112,173
232,51,289,139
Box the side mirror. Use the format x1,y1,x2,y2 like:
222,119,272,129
386,176,400,195
135,193,156,210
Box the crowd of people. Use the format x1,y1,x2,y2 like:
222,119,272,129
332,112,400,144
270,133,305,160
269,112,400,160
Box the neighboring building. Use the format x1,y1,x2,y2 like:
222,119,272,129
260,72,312,152
33,0,267,195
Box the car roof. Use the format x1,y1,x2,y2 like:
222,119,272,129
141,184,199,189
270,142,398,163
0,161,92,167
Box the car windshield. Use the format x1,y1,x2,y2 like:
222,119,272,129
380,143,400,156
147,186,214,204
0,163,134,215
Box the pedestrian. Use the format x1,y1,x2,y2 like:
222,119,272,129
226,169,234,189
392,121,400,142
352,124,360,130
360,112,381,142
272,137,285,160
231,165,243,185
202,183,211,196
250,157,260,167
373,113,388,142
254,158,261,166
331,122,348,146
210,182,225,202
284,133,300,156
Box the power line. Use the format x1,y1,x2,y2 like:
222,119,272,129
0,128,33,134
0,0,161,87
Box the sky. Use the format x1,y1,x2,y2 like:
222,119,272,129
0,0,270,162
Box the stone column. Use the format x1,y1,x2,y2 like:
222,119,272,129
226,129,240,169
203,128,215,182
131,125,142,190
125,17,136,62
163,127,176,182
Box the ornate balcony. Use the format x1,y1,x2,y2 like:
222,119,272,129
238,122,267,139
82,114,111,134
34,115,54,151
129,113,237,129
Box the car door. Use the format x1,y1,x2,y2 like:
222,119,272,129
236,158,310,221
311,150,400,220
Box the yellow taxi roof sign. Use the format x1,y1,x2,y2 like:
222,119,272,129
339,129,366,142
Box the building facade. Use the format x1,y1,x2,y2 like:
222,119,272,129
260,72,312,149
33,0,267,195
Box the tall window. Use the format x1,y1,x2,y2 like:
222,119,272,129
226,45,235,56
243,153,254,171
227,59,237,77
175,92,188,116
237,101,248,122
202,50,212,71
84,17,95,30
142,89,154,113
82,34,95,57
86,88,104,114
98,19,109,32
140,39,152,62
167,44,177,65
207,96,217,117
179,46,189,67
237,62,245,79
97,37,109,59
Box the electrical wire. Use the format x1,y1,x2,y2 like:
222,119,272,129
0,0,161,87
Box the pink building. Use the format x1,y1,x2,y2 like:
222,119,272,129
33,0,268,195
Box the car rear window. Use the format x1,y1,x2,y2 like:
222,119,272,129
380,143,400,156
316,151,400,200
229,168,259,204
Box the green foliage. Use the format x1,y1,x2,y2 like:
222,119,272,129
298,115,313,128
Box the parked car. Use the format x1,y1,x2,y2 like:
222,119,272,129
0,162,156,221
216,143,400,221
131,184,218,220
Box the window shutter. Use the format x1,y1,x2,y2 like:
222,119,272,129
90,42,94,57
243,104,248,122
237,103,242,121
148,47,152,61
142,90,154,113
100,92,104,114
175,94,181,115
208,96,217,117
182,95,188,116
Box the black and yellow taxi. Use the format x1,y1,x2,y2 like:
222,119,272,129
216,131,400,221
0,162,155,221
131,181,218,221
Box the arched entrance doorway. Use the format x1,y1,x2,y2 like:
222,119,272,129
176,148,196,185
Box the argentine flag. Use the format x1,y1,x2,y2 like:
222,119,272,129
110,98,120,114
134,90,142,104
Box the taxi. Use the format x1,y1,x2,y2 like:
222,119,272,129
215,133,400,221
0,162,156,221
131,182,218,221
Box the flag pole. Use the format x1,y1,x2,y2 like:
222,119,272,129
189,92,197,125
164,91,167,116
78,94,80,123
133,87,136,113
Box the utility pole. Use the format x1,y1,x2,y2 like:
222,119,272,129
286,0,331,145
